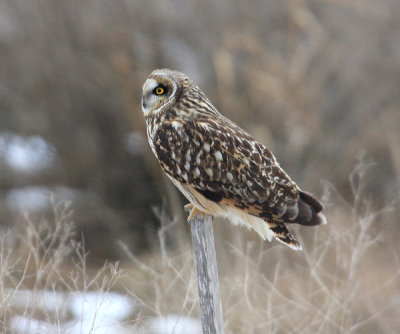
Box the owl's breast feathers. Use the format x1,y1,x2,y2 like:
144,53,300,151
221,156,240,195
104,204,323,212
151,116,325,237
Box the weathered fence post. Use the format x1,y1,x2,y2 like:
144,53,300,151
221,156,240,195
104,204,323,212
188,212,225,334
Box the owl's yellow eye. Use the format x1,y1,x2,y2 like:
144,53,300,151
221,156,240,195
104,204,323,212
154,86,165,95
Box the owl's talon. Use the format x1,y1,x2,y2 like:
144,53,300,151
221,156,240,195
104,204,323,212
185,204,207,222
184,203,194,213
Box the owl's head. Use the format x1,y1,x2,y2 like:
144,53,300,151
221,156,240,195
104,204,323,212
141,69,184,117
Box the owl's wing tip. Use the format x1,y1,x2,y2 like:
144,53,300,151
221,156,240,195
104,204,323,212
268,223,302,251
275,235,302,251
282,239,303,251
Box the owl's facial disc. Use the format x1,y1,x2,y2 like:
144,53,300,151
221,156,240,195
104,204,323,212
141,76,176,116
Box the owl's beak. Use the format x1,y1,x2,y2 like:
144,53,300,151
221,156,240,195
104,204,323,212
141,94,152,116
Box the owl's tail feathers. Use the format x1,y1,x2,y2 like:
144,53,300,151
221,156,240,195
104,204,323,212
268,222,302,251
287,191,327,227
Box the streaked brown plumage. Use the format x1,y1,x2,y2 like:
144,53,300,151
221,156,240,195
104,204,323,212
141,69,326,250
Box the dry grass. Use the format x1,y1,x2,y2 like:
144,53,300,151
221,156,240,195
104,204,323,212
1,159,399,333
0,200,124,333
215,155,399,333
118,156,399,333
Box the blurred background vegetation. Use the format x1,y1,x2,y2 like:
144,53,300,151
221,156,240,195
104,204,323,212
1,0,400,332
1,0,399,259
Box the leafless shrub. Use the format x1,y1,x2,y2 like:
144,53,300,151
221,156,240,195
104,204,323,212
0,158,398,333
122,157,400,333
0,201,124,333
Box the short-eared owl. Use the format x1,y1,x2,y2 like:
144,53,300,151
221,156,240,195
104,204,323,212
142,69,326,250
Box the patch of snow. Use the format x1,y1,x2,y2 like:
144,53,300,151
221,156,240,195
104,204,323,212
65,291,135,334
10,290,136,334
6,186,78,212
69,291,134,320
10,315,57,334
8,289,67,312
0,132,56,173
146,315,202,334
6,187,50,212
64,320,131,334
9,289,203,334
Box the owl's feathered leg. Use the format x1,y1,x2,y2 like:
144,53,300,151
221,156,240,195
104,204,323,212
184,203,208,222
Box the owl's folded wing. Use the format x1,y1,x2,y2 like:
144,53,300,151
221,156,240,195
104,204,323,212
153,118,325,227
188,119,325,227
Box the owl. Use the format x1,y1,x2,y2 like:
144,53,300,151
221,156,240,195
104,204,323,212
141,69,326,250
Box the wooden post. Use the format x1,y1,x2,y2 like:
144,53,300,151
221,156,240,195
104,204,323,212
189,213,225,334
